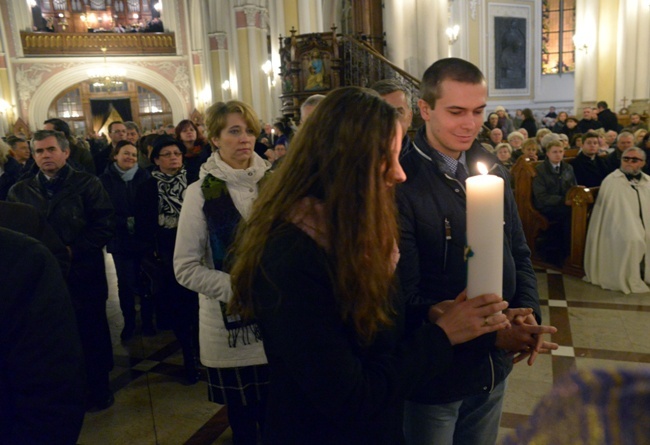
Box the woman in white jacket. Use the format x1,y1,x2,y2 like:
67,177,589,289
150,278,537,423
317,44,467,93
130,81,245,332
174,101,271,445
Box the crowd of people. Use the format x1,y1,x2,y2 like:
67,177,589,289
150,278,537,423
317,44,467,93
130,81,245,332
2,56,649,444
474,100,650,272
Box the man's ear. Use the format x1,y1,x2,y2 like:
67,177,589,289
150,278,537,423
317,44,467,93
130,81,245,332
418,99,431,122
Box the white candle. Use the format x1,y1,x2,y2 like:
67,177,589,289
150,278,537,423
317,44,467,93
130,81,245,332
466,162,504,299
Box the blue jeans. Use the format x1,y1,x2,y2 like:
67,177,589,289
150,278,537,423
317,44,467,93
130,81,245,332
403,379,507,445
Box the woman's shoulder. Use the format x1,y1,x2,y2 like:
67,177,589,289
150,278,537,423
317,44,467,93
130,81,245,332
262,223,328,271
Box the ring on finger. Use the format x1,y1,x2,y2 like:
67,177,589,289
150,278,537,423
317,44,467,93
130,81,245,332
483,316,489,326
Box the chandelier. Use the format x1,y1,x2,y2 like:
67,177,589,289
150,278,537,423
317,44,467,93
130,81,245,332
87,47,126,90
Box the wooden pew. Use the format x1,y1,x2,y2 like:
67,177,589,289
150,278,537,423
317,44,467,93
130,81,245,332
511,156,548,261
510,156,599,275
564,148,579,158
563,186,599,277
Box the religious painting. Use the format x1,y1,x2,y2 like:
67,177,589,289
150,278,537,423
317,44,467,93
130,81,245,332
302,49,331,92
495,17,526,89
487,4,532,97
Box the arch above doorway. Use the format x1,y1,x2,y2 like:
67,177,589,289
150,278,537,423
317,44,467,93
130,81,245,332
28,62,188,130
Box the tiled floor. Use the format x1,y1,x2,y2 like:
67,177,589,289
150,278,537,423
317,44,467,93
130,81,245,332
78,256,650,444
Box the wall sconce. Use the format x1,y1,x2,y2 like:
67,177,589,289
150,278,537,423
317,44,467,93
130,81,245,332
261,60,276,87
200,87,212,106
0,99,13,114
221,80,231,91
261,60,273,77
446,25,460,45
573,34,588,54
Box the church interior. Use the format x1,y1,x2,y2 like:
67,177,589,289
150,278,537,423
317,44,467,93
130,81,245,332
1,0,649,444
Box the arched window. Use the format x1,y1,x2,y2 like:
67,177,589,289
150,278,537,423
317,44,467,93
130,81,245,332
51,88,86,137
138,86,172,132
542,0,576,75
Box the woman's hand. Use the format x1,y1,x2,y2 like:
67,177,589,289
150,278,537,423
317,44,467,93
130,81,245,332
435,291,510,345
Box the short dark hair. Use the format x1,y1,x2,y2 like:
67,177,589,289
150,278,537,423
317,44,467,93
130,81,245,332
43,118,71,138
150,135,186,162
597,101,608,109
420,58,485,109
32,129,69,151
6,135,27,149
582,131,600,143
570,133,583,146
108,121,125,133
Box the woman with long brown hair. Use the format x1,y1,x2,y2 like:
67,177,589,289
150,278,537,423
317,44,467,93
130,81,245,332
229,87,513,444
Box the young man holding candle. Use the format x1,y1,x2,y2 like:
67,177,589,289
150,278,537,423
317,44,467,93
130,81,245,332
396,58,558,445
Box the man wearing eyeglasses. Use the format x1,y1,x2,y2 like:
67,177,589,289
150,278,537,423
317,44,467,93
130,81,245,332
584,146,650,294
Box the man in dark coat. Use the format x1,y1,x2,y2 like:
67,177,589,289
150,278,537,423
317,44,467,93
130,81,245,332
532,140,577,264
0,201,70,275
577,107,603,133
0,228,85,445
596,101,620,132
8,129,115,412
570,131,610,187
397,58,557,445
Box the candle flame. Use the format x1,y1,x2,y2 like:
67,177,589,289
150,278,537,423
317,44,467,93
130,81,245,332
477,162,488,175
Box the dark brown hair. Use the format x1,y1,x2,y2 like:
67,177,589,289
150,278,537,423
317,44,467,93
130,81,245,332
420,58,485,109
229,87,399,343
174,119,206,147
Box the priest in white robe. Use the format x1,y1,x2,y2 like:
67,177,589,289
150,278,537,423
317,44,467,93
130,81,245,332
584,147,650,294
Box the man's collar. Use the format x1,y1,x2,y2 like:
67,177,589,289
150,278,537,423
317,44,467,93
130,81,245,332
39,163,71,181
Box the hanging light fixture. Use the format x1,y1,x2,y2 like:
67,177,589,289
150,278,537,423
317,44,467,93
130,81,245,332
87,47,126,90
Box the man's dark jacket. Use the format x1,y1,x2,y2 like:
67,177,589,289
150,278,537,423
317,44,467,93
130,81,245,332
597,108,619,132
569,152,609,188
7,165,114,307
576,118,603,134
0,228,85,445
532,160,577,212
396,128,540,404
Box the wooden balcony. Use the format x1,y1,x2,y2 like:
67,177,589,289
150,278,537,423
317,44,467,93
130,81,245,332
20,32,176,56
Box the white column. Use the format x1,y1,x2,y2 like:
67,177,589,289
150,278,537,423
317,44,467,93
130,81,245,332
298,0,323,33
267,0,284,121
243,6,263,116
575,0,599,104
383,0,406,69
633,0,650,99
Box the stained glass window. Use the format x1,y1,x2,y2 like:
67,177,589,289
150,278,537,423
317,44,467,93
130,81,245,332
542,0,576,74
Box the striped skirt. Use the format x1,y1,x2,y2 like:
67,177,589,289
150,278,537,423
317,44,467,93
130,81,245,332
206,364,270,407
